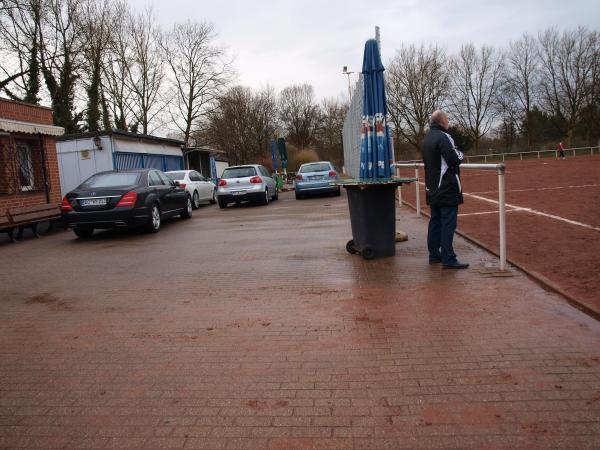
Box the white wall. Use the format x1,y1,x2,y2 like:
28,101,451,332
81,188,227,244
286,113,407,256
215,161,229,177
113,138,182,156
56,136,113,195
57,135,184,195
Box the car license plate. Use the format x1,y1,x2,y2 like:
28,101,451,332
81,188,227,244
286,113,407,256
80,198,107,206
309,176,323,180
232,191,243,196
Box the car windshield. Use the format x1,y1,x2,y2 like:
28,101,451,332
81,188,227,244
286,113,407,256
166,171,187,181
299,163,330,173
80,172,140,188
221,167,256,179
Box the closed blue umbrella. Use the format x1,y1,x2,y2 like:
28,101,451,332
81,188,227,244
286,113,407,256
359,39,393,179
277,137,288,170
270,139,279,171
210,156,219,185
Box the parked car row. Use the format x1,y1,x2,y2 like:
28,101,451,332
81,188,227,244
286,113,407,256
60,161,341,239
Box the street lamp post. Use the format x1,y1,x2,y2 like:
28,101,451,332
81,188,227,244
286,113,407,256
342,66,354,102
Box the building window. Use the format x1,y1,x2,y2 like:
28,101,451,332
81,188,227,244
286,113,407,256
16,141,34,191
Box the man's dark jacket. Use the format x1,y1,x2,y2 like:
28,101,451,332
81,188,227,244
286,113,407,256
421,123,464,207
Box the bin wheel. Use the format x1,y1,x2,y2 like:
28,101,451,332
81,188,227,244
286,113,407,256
346,240,357,254
361,247,375,260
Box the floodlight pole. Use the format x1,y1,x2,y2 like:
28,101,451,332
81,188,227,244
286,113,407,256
342,67,354,102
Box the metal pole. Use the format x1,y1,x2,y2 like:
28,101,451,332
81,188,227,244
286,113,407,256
347,74,352,102
498,166,507,271
396,166,402,206
414,166,420,217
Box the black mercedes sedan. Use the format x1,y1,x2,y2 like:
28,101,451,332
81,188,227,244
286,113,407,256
61,169,192,238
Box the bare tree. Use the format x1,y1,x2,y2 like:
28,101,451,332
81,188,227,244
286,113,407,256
161,20,233,146
278,84,319,148
313,97,348,166
204,85,278,165
584,31,600,145
124,7,164,134
448,44,504,151
494,81,520,151
538,27,597,146
0,0,43,102
80,0,114,131
101,0,133,131
38,0,86,132
505,34,539,149
386,44,447,153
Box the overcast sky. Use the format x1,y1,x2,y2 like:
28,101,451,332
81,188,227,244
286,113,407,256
130,0,599,101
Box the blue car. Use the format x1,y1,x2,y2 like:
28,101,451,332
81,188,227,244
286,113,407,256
294,161,341,199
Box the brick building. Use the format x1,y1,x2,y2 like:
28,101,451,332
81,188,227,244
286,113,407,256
0,98,64,211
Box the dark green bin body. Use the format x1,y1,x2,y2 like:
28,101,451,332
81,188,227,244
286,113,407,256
344,184,397,259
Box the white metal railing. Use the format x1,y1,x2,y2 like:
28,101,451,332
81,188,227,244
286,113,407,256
463,146,599,163
393,162,507,272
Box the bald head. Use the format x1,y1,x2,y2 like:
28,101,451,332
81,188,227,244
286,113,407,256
431,110,448,127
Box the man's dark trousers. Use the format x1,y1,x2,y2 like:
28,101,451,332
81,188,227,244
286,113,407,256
428,206,458,264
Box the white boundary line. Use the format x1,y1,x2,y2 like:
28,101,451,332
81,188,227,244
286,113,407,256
459,208,527,217
469,183,600,195
464,191,600,232
458,210,500,217
415,180,600,231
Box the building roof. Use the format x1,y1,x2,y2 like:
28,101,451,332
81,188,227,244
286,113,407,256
0,118,64,136
57,130,185,146
185,146,228,161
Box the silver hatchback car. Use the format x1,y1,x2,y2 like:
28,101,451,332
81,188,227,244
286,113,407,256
217,164,278,208
294,161,341,199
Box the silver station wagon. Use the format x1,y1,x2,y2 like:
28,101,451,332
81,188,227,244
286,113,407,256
216,164,278,208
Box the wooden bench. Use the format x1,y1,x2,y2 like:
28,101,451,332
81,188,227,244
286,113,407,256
1,203,61,242
0,212,13,242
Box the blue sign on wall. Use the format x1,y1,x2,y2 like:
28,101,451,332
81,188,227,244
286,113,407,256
210,156,218,184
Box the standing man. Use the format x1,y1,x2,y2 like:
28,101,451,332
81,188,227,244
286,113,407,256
558,142,565,159
421,110,469,269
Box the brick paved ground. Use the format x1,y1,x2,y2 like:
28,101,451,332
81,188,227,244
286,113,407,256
1,191,600,449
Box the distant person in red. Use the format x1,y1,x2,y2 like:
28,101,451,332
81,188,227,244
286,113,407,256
558,142,565,159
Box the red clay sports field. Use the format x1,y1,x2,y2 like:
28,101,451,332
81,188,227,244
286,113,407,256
397,154,600,314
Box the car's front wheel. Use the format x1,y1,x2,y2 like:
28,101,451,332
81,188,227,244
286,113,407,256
210,189,216,204
73,227,94,239
145,204,161,233
181,196,192,219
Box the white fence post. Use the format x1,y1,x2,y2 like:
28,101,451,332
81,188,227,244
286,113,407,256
394,161,508,272
396,166,402,206
414,165,421,217
498,165,507,271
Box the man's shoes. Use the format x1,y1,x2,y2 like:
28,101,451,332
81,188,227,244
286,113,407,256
442,261,469,269
429,258,442,264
